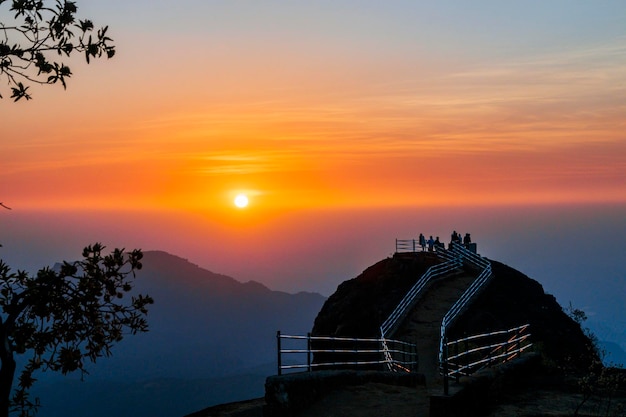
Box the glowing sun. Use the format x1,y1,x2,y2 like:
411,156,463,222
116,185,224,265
234,194,249,208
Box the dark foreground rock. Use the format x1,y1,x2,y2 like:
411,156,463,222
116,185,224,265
264,370,424,417
448,259,597,369
184,397,265,417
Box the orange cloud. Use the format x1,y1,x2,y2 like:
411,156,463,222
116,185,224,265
2,33,625,215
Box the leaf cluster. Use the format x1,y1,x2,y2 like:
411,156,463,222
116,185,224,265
0,243,153,416
565,303,625,416
0,0,115,101
574,347,626,417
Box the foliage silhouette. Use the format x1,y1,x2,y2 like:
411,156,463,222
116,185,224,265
0,0,115,101
0,244,153,417
567,303,625,416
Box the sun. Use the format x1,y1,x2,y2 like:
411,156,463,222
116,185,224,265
234,194,249,208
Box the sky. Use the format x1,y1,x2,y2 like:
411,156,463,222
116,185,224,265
1,1,625,351
2,1,625,212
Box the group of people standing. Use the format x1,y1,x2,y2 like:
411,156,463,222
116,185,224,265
418,231,472,252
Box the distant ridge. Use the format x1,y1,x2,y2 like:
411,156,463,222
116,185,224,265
31,250,326,417
140,250,322,298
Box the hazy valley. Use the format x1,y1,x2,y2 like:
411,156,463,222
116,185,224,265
29,251,325,417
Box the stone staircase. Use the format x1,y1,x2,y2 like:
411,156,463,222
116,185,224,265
394,272,477,387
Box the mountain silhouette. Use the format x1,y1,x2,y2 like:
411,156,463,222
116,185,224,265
31,250,326,417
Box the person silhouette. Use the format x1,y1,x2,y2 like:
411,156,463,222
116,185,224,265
463,233,471,248
450,230,461,247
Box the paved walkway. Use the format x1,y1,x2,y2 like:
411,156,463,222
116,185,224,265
297,271,479,417
395,272,477,389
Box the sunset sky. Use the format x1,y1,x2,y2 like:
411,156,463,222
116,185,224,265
1,1,626,364
1,0,626,292
2,1,625,215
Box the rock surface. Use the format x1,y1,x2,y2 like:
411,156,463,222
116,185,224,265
188,251,620,416
312,252,596,369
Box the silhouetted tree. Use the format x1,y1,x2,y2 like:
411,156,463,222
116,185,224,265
567,304,626,416
0,244,153,417
0,0,115,101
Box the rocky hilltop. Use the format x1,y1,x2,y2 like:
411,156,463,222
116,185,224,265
191,251,625,417
312,252,596,369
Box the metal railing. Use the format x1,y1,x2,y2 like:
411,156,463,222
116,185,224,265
380,257,462,339
448,242,489,271
395,239,424,253
438,243,494,393
443,324,533,379
276,331,417,375
395,238,448,253
379,246,462,371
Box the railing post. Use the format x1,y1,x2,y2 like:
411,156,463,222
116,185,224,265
381,337,395,372
455,339,460,382
443,337,449,395
277,330,282,375
307,332,312,372
504,333,509,363
487,330,492,366
403,340,406,368
463,333,468,379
